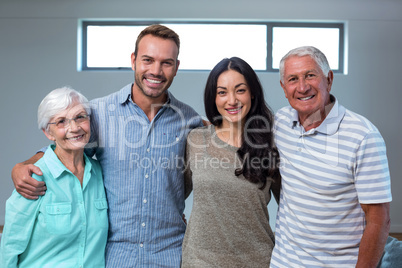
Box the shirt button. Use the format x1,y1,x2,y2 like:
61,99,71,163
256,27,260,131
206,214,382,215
140,243,144,248
143,199,147,204
176,137,179,141
298,148,302,152
142,223,146,227
145,174,149,179
146,148,150,152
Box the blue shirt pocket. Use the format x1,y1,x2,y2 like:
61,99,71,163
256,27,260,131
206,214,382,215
94,198,109,229
45,202,72,234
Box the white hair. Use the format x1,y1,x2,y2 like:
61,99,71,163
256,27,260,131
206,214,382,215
279,46,331,83
37,86,90,130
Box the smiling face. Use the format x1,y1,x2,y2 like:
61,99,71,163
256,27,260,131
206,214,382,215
280,55,333,127
44,102,90,154
131,34,180,101
215,70,252,128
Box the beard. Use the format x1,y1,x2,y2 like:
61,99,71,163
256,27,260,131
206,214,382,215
134,72,171,99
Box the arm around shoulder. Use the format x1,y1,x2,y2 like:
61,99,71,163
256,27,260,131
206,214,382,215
11,152,46,200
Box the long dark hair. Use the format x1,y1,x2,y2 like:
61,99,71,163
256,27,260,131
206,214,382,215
204,57,280,189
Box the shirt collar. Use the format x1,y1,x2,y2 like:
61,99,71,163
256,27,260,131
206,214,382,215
291,95,346,135
118,83,134,104
314,96,346,135
118,83,178,111
43,144,95,180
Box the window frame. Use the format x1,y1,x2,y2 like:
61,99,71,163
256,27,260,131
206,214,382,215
268,22,344,73
79,20,345,73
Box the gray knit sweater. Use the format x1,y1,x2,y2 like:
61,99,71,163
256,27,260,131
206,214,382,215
182,125,280,268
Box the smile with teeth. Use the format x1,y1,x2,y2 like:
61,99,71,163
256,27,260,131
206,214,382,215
67,134,85,141
146,78,162,84
298,95,314,101
226,106,242,114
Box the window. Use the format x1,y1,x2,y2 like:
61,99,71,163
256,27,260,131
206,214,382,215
270,23,344,73
79,21,345,73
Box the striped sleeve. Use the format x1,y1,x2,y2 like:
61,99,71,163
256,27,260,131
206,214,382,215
355,130,392,203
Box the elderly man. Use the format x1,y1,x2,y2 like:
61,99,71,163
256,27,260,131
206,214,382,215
270,46,392,268
11,25,202,267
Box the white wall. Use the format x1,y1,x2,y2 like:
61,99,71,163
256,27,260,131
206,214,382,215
1,0,401,232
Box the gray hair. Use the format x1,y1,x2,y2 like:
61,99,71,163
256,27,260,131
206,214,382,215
37,86,90,130
279,46,331,83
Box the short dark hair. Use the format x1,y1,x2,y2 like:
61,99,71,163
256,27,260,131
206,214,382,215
134,24,180,57
204,57,280,189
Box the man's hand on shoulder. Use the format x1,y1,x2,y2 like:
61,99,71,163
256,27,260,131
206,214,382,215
202,120,211,126
11,153,46,199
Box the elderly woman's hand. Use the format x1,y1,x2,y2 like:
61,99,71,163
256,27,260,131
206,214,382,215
11,152,46,199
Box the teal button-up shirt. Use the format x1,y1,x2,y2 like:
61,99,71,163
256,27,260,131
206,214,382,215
1,144,108,267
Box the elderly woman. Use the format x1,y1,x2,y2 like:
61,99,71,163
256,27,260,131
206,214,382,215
1,87,108,267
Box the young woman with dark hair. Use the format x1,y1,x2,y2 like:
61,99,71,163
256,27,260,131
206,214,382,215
182,57,281,267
